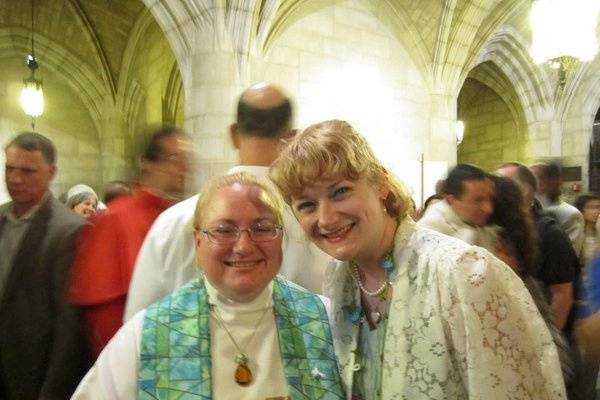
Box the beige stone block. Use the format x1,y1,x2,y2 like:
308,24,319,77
530,122,552,140
503,147,518,161
479,139,502,151
333,7,375,31
361,43,390,59
502,120,516,134
297,53,337,81
530,139,551,158
264,64,299,86
199,114,230,138
361,31,390,54
480,102,494,114
486,125,503,141
188,87,212,113
185,115,206,137
189,85,237,115
301,13,334,36
283,31,324,53
333,23,358,41
196,137,228,160
192,53,238,85
562,140,576,157
322,37,359,58
268,46,300,67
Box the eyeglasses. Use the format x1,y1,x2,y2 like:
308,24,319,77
200,223,283,244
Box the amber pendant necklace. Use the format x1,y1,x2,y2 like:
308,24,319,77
210,305,270,386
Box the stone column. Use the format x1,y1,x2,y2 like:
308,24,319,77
98,103,132,185
428,92,459,164
181,27,247,192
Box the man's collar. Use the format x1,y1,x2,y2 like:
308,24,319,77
536,193,559,207
7,192,49,222
440,200,477,228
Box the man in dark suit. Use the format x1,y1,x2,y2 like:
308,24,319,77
0,132,91,399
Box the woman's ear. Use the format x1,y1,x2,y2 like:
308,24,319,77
193,229,203,248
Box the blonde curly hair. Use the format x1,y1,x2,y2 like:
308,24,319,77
269,120,412,220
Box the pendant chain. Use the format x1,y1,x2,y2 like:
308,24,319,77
210,305,270,358
210,304,270,385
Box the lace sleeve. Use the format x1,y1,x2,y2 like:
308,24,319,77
439,248,567,399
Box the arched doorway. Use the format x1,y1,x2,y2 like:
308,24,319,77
457,61,528,171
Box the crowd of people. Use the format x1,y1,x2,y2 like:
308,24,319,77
1,82,599,399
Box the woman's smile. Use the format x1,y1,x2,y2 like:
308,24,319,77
319,223,355,242
224,259,264,268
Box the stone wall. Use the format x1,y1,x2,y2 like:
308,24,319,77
183,0,433,195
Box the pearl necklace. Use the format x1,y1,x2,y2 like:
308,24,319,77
350,251,394,301
351,264,390,298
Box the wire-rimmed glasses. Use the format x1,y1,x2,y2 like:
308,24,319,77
200,223,283,244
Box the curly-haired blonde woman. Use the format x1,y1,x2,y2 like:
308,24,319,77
270,120,566,399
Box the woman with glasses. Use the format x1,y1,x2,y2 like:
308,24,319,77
71,172,344,399
269,120,566,399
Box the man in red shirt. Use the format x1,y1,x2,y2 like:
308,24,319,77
68,126,193,357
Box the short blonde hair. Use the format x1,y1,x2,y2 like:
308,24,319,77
193,172,285,230
269,120,411,220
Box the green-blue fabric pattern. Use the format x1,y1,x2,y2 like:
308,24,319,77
138,276,345,399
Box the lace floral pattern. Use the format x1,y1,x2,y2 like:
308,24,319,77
325,218,567,400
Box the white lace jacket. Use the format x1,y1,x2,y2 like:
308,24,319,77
326,217,567,400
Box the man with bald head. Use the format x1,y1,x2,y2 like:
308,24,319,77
125,83,329,319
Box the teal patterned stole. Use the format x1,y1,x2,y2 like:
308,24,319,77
138,276,345,399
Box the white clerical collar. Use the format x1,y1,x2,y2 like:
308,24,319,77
205,278,273,315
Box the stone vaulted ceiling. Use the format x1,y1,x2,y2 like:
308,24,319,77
0,0,146,99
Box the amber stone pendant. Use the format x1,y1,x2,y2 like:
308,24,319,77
234,354,252,386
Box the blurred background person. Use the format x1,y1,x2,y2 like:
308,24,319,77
574,193,600,272
418,164,494,245
531,161,585,256
67,125,193,359
103,180,132,206
71,172,344,399
487,175,573,385
65,185,99,219
575,253,600,400
497,162,585,399
486,175,538,274
415,193,444,221
497,162,579,331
